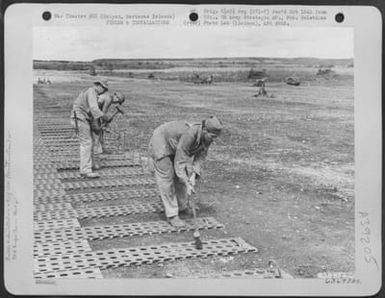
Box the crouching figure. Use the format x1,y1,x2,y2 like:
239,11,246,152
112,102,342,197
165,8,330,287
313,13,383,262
148,116,223,227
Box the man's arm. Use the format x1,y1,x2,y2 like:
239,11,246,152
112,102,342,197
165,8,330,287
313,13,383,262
88,89,104,120
174,133,196,185
101,94,113,114
191,146,208,178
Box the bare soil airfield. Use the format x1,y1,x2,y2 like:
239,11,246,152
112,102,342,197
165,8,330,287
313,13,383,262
34,57,354,278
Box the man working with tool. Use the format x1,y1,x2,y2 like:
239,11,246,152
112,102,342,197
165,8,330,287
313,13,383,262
93,91,126,155
149,116,223,227
71,79,112,178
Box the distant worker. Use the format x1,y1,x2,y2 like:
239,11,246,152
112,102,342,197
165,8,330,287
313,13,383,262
94,91,126,155
148,116,223,227
255,78,267,97
70,79,111,178
204,74,214,84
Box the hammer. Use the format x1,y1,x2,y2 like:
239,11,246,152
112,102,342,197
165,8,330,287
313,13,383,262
106,105,124,125
189,173,203,249
100,106,124,146
101,106,124,130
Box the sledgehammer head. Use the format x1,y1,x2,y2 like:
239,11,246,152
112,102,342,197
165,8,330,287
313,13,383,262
115,105,124,115
193,231,203,250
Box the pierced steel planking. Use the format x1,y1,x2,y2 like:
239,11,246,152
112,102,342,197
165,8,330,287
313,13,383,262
33,159,139,171
34,267,103,279
34,200,163,221
34,217,223,244
34,154,138,163
34,189,66,198
63,178,155,191
34,168,146,181
34,218,81,231
75,201,164,220
34,188,159,204
42,139,78,144
34,202,73,212
34,182,63,191
34,209,79,221
34,160,140,171
34,239,92,257
34,237,257,275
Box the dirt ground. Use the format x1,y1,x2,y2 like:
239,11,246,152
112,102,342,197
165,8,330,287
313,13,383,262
34,70,354,278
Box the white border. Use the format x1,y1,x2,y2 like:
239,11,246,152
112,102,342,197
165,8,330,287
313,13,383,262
4,4,382,296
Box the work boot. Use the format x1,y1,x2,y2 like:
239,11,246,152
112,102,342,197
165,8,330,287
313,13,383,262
178,208,191,218
80,172,100,179
167,215,186,227
179,206,200,218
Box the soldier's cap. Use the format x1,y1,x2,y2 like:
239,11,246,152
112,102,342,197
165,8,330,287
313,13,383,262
113,91,125,104
204,116,223,135
94,79,109,90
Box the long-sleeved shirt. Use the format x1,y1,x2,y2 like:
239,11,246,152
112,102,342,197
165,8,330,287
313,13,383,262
71,87,104,121
149,120,211,185
97,93,113,114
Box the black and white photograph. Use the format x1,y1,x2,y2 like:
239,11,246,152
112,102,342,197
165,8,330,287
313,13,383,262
4,4,382,296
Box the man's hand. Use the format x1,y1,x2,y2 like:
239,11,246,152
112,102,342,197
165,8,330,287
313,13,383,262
189,172,197,186
91,119,102,134
101,115,112,124
186,182,195,196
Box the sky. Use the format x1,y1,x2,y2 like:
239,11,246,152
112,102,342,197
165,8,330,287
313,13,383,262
33,26,353,61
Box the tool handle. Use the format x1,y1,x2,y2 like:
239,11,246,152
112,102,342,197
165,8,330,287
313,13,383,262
73,111,79,134
191,197,197,220
189,172,197,186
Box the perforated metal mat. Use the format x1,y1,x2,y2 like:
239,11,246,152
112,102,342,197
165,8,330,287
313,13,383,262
38,134,75,139
34,159,140,171
34,217,223,244
34,154,139,163
34,182,64,191
34,189,66,198
34,201,163,221
34,188,159,204
34,203,73,212
63,178,155,191
35,267,103,279
34,168,146,181
34,237,257,275
34,209,78,221
34,218,81,231
42,139,78,145
34,239,92,257
38,128,74,133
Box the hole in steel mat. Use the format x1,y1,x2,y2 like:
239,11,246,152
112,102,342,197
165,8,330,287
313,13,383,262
234,272,242,276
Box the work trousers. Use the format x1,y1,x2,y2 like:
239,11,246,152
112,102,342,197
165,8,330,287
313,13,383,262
93,132,103,155
71,119,99,174
152,156,188,218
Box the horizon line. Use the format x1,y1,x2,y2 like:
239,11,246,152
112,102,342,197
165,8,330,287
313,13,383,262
33,56,354,63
